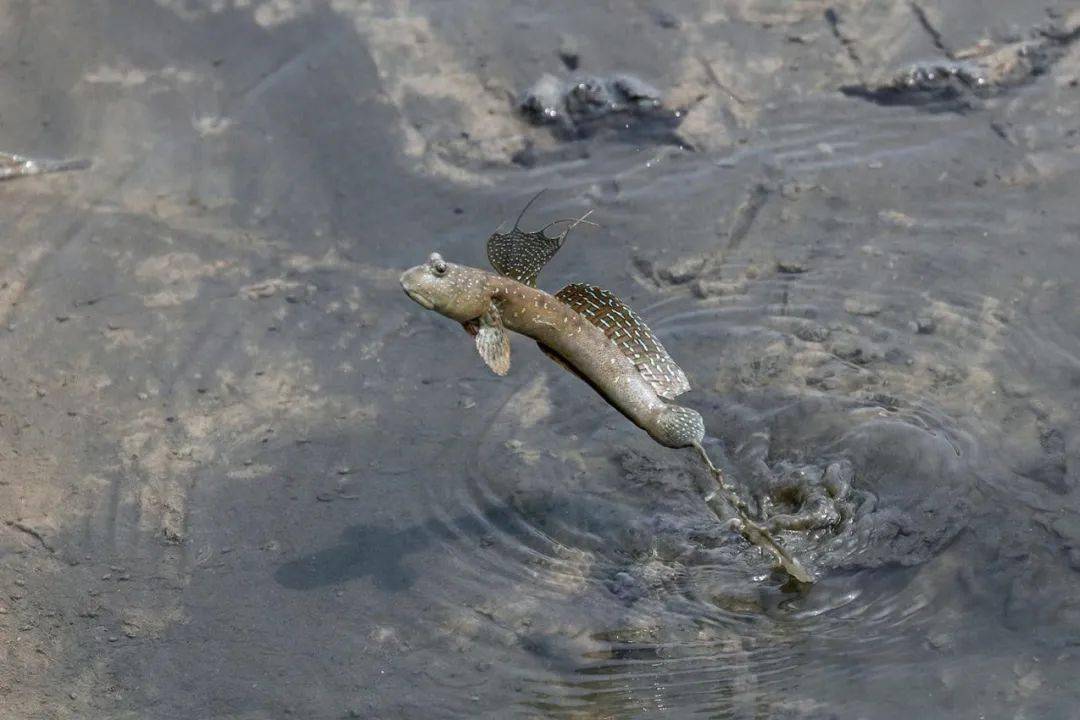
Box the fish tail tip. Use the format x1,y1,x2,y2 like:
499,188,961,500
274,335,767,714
658,405,705,448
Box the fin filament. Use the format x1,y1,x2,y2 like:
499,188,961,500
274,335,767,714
692,442,815,584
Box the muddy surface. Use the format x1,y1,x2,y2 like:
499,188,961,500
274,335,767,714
1,1,1079,718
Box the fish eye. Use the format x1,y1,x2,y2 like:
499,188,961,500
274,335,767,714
428,251,448,276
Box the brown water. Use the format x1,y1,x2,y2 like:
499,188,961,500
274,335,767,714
1,1,1078,718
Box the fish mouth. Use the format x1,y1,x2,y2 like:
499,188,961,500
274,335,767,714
402,285,435,310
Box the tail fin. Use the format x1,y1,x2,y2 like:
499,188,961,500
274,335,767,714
656,405,705,448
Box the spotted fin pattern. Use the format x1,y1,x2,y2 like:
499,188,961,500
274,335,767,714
656,405,705,448
486,226,564,287
554,283,690,399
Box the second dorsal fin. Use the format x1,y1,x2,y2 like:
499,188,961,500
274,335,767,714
554,283,690,399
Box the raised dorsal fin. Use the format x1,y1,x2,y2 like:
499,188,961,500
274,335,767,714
554,283,690,399
486,226,561,287
486,192,592,287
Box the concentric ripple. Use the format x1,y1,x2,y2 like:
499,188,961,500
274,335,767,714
391,83,1080,717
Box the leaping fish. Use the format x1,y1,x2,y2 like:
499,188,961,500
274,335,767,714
400,195,813,583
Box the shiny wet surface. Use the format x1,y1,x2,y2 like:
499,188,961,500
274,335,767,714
1,1,1078,718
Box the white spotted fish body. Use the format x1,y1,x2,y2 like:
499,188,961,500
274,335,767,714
492,276,704,448
554,283,690,399
400,199,704,448
401,204,814,582
481,200,702,449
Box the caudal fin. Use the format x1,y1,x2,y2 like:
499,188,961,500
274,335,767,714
656,405,705,448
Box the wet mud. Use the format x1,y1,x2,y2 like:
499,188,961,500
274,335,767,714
1,0,1079,718
842,12,1080,110
0,152,91,181
519,73,685,144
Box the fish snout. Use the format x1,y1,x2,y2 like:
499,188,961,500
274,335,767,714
400,266,435,310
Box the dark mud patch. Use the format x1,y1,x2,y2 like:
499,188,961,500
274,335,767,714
518,73,687,145
842,14,1080,110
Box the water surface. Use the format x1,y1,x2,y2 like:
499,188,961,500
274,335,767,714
0,1,1078,718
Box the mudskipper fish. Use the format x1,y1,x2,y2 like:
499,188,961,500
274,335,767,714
400,195,813,583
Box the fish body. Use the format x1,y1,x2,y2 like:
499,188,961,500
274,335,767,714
400,254,703,448
399,202,814,583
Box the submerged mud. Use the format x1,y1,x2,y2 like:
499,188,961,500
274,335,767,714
1,0,1079,718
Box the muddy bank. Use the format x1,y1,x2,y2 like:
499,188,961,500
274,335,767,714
1,0,1079,718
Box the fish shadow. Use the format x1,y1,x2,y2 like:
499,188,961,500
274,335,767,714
273,503,527,593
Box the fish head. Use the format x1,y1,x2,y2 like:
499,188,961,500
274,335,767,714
400,252,493,322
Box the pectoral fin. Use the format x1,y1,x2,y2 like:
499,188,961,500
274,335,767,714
475,306,510,375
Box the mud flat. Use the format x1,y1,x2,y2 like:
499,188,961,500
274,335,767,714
1,0,1079,718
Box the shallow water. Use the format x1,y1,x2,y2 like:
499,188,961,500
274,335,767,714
1,1,1078,718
